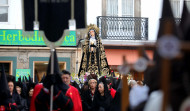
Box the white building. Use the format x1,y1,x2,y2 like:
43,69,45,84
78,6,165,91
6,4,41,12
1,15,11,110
86,0,188,41
0,0,22,29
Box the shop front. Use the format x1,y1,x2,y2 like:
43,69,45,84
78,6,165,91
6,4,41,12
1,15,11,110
0,29,82,82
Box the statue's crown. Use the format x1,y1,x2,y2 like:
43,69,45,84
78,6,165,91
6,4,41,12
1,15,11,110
87,24,99,34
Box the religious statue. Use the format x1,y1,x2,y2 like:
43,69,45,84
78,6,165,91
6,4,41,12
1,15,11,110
78,24,110,77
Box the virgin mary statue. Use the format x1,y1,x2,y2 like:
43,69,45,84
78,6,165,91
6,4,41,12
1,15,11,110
78,24,110,77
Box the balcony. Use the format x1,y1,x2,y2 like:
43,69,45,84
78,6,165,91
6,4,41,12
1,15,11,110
97,16,149,40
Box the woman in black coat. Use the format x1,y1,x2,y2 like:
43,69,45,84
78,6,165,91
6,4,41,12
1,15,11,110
92,77,112,111
81,79,97,111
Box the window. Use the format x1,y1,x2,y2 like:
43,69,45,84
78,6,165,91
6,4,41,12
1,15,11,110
106,0,134,17
0,61,13,75
0,0,9,22
122,0,134,17
106,0,118,16
170,0,181,18
185,0,190,12
170,0,190,18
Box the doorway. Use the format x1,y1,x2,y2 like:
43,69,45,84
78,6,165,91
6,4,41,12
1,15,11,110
0,61,13,75
34,61,66,82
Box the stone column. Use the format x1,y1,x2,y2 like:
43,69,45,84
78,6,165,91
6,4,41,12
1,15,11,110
134,0,141,17
18,52,29,69
134,0,141,40
102,0,107,16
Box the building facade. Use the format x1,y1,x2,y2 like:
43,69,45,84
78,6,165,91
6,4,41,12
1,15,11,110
86,0,189,79
0,0,189,81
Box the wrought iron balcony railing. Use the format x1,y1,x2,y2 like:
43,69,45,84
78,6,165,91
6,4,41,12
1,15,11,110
97,16,148,40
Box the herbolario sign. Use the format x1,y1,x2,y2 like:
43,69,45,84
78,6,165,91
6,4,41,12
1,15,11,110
0,30,76,46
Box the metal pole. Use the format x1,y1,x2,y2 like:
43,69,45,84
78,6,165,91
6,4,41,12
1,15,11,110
85,0,87,27
34,0,38,21
50,48,55,111
21,0,25,30
71,0,74,19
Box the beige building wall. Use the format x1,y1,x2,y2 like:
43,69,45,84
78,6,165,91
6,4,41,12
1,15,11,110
0,47,82,75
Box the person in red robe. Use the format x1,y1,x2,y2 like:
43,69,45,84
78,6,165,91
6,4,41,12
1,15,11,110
36,78,73,110
30,83,43,111
61,70,83,111
30,76,73,111
30,50,74,111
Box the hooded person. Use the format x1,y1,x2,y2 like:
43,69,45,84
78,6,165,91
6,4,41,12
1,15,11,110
144,0,187,111
20,76,29,100
70,80,81,93
112,77,121,90
22,76,25,83
0,64,18,110
179,1,190,94
81,81,89,94
18,77,28,99
134,50,160,111
110,70,116,77
179,1,190,41
106,76,116,99
28,75,33,84
26,82,35,110
30,50,73,111
18,76,21,82
91,76,113,111
160,1,187,111
24,76,29,83
7,75,24,111
15,81,23,95
178,2,190,110
15,81,28,111
110,80,122,111
26,75,35,109
34,73,39,84
39,73,46,83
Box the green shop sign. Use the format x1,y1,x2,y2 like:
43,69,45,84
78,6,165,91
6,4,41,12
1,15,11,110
0,30,76,46
16,69,30,81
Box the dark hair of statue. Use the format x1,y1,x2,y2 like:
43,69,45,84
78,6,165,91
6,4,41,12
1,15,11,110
88,29,98,40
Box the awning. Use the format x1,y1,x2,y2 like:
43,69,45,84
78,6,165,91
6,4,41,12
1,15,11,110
105,49,153,65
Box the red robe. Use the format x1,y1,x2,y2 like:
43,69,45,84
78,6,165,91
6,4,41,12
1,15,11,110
30,84,82,111
30,83,43,111
66,85,82,111
109,88,116,98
